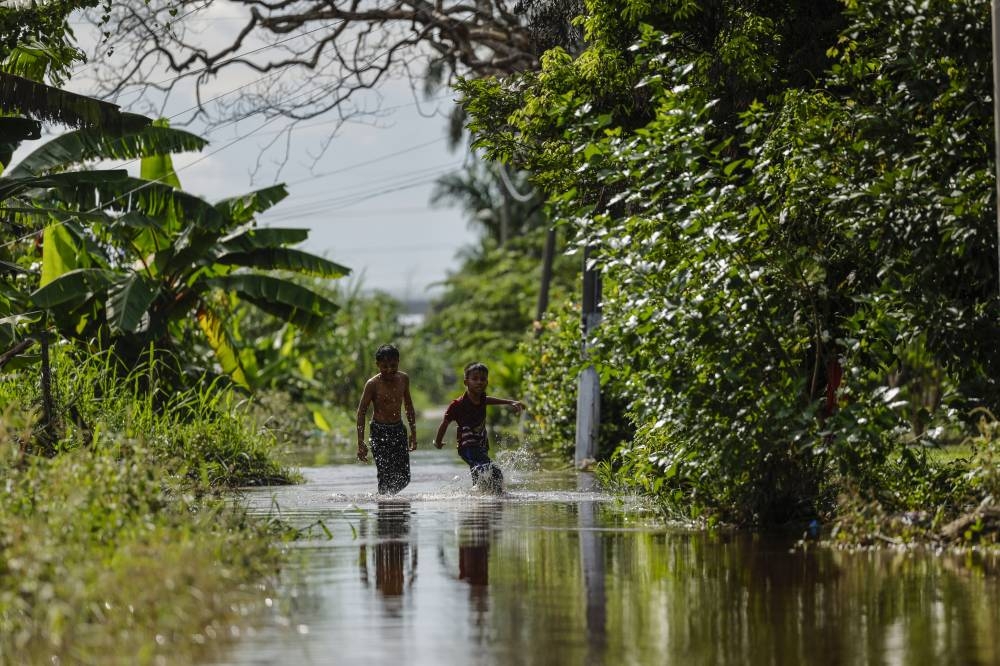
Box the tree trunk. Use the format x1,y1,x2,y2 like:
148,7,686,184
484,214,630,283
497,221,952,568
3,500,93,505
39,330,57,451
535,226,557,330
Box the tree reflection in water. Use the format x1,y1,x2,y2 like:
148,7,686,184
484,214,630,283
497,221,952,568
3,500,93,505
358,499,417,615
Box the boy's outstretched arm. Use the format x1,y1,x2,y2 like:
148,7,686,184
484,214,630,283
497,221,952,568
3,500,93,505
403,375,417,451
356,380,374,462
486,396,526,416
433,418,451,449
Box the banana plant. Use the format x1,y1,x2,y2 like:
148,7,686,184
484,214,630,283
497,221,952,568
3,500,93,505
0,114,208,345
20,121,349,389
0,62,180,444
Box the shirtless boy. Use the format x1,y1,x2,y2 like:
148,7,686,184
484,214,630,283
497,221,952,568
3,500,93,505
356,343,417,495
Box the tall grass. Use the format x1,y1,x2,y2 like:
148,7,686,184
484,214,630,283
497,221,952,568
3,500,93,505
4,345,295,486
0,345,295,662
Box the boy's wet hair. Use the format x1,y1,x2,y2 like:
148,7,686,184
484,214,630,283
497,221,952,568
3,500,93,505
375,343,400,362
464,362,489,378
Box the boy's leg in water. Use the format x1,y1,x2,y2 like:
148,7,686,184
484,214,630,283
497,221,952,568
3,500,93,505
369,421,411,495
459,446,503,490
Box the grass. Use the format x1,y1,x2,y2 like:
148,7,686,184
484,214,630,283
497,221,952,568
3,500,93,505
926,443,974,465
0,347,296,663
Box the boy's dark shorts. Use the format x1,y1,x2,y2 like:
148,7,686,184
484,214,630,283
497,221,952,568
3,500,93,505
370,421,411,495
459,445,503,490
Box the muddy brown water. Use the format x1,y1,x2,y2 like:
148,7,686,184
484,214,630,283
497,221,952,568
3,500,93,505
212,447,1000,665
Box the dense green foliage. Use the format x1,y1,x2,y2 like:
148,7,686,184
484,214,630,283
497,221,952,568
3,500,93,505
0,442,281,663
2,345,295,484
458,0,1000,526
0,4,352,658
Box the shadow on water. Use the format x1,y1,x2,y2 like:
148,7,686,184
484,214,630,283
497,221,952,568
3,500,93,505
213,452,1000,666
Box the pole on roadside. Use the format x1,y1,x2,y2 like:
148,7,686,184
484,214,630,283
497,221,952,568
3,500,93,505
992,0,1000,292
575,245,601,468
535,227,556,329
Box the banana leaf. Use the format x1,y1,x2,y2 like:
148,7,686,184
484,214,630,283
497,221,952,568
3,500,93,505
0,72,134,131
0,206,113,226
220,226,310,250
215,247,350,278
30,267,113,308
5,123,205,178
197,306,249,389
215,184,289,224
40,221,87,286
0,169,129,201
206,273,338,330
0,116,41,143
107,273,159,334
51,176,225,230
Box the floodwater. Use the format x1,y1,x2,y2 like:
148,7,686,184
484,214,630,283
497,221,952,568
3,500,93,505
213,448,1000,666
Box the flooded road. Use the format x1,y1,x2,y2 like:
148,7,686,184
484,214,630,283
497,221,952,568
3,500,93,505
214,448,1000,665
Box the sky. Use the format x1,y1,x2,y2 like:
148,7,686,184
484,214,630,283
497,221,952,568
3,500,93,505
168,85,476,302
18,4,480,302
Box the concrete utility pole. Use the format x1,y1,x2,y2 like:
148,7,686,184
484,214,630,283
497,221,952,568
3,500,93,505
993,0,1000,292
575,245,601,467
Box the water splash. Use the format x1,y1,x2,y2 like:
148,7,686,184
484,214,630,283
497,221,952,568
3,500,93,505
492,433,541,487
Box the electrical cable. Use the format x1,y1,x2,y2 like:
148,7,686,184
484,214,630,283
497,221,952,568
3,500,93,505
262,167,461,222
496,162,537,203
3,10,476,255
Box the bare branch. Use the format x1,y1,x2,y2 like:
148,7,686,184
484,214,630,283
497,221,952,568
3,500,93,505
85,0,577,128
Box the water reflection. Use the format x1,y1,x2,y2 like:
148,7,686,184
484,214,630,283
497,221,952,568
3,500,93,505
457,501,502,625
225,466,1000,666
578,474,606,665
358,500,417,614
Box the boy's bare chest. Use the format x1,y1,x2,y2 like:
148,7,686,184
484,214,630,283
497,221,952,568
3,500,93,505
373,377,404,403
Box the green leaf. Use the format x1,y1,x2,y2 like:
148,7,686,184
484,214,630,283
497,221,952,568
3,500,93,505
220,227,310,251
139,119,183,189
0,206,113,226
106,273,160,333
5,121,204,178
215,248,350,278
0,169,129,201
0,116,41,144
53,176,225,230
196,306,249,389
312,408,332,432
215,184,289,223
207,273,339,330
40,222,86,286
0,71,134,132
31,268,113,308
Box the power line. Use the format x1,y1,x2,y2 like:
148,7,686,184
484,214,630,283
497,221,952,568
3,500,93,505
262,165,461,222
322,242,467,256
4,11,474,255
284,136,447,186
278,160,461,208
